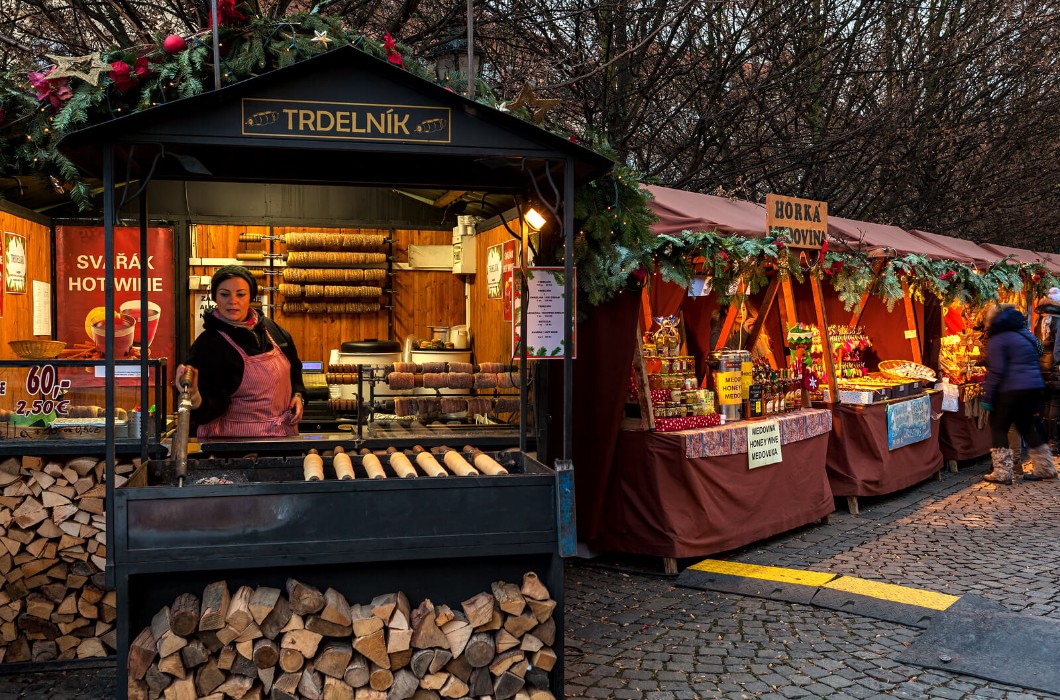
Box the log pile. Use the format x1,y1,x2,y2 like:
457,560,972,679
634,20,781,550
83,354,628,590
0,455,134,663
129,572,559,700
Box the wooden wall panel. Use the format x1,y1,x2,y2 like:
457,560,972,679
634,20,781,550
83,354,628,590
187,224,464,364
0,212,51,411
468,221,519,364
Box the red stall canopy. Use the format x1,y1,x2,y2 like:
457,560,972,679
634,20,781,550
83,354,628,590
1037,253,1060,275
907,229,996,267
978,243,1046,265
829,217,970,261
646,185,767,237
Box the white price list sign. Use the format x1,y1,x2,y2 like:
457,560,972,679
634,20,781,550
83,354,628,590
512,267,575,360
747,420,783,469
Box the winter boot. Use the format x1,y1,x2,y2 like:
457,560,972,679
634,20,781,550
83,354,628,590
1023,443,1058,481
1048,419,1060,456
984,447,1014,484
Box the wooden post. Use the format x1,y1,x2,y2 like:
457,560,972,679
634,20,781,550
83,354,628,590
900,279,923,364
712,281,746,352
743,276,781,369
631,323,656,431
778,275,798,369
847,260,885,327
810,275,839,403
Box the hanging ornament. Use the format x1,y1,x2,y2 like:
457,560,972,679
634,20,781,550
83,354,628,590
310,30,332,48
939,271,956,281
383,32,405,69
45,53,110,86
506,83,562,125
163,34,187,54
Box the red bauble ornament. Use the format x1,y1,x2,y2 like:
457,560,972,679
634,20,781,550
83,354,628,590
163,34,187,54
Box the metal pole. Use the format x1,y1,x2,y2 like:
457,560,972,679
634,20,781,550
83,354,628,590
466,0,474,100
211,0,222,90
563,158,574,461
139,192,149,462
103,144,116,590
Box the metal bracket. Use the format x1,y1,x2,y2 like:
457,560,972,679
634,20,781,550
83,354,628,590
554,459,576,557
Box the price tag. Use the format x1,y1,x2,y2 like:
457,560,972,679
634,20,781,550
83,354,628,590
904,330,918,340
14,365,72,417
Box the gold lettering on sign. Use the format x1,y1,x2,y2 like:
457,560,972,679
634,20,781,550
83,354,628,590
245,98,449,143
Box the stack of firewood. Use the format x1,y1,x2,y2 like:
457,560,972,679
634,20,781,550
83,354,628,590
129,572,559,700
0,455,134,663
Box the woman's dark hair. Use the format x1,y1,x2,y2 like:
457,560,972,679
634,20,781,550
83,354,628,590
210,265,258,301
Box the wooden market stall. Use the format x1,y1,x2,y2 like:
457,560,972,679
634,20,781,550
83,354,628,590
820,217,966,512
578,188,836,569
48,45,609,698
907,229,1000,466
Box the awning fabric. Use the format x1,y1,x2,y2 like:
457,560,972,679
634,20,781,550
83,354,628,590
907,230,996,267
646,186,767,238
978,243,1047,266
828,217,966,261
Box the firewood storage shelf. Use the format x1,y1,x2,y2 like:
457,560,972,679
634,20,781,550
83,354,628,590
112,451,564,699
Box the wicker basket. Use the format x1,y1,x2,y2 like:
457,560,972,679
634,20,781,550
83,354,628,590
8,340,67,360
878,359,936,382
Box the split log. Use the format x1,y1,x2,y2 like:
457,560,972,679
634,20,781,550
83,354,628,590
493,671,525,700
388,668,419,700
324,675,355,700
409,600,448,650
200,581,231,631
460,592,494,629
354,628,389,669
530,646,556,672
491,581,526,616
315,641,353,679
170,593,200,637
369,662,394,691
253,638,280,668
287,578,325,616
520,572,550,601
344,654,370,687
248,587,281,626
463,633,494,668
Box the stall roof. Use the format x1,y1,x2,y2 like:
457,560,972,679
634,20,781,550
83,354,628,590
907,229,996,267
57,45,611,193
645,185,767,237
977,242,1047,266
1038,253,1060,275
828,217,967,261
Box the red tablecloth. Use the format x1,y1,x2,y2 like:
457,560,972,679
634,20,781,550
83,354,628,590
939,405,992,462
591,409,834,558
826,392,944,497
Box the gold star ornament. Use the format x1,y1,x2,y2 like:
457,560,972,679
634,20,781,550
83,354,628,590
506,83,563,125
311,30,332,48
46,53,110,86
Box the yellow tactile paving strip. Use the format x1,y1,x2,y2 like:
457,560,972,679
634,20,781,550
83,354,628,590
821,576,959,611
689,559,837,587
690,558,960,611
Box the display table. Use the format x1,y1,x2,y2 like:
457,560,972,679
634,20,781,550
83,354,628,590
940,410,992,465
826,391,945,514
591,409,834,566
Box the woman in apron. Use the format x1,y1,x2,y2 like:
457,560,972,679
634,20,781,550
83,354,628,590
176,266,305,439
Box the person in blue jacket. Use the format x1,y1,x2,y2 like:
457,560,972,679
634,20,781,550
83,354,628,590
1034,288,1060,453
982,304,1055,482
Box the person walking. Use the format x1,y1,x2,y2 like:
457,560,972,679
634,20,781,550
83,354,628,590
1034,288,1060,454
982,304,1056,483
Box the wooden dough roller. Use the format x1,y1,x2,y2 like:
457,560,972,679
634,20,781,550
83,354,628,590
433,446,478,477
359,449,387,479
412,445,447,477
386,447,417,478
463,445,508,475
332,447,355,480
303,449,324,481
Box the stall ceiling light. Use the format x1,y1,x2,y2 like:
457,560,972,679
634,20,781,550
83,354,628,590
525,207,546,231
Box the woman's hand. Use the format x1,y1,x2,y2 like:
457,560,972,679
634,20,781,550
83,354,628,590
175,364,202,410
288,393,304,424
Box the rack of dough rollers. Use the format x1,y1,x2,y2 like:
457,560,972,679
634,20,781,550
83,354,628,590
325,361,523,423
237,231,396,316
298,444,512,481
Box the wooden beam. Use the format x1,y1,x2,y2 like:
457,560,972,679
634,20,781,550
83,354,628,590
847,260,885,327
713,281,746,352
810,275,839,403
900,279,923,364
631,323,656,431
743,275,780,369
432,190,468,208
777,275,798,369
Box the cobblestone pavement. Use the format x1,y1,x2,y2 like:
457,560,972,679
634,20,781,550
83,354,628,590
3,458,1059,698
564,459,1060,699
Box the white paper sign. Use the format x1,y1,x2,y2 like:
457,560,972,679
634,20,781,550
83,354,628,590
32,280,51,335
513,267,575,359
747,420,783,469
193,292,212,340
